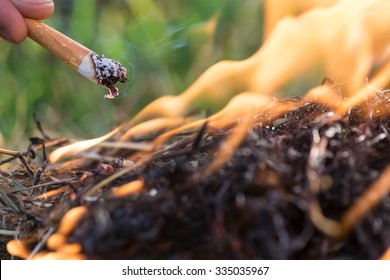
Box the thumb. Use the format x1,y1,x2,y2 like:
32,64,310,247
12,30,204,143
11,0,55,20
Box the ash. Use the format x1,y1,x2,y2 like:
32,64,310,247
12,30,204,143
91,53,128,98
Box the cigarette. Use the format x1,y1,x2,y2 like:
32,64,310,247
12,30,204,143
25,19,128,99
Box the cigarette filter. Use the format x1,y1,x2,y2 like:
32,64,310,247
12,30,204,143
25,19,128,99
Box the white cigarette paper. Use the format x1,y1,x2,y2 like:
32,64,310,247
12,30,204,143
25,19,128,99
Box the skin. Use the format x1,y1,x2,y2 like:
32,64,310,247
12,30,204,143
0,0,54,43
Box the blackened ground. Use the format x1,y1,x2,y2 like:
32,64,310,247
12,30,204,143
67,95,390,259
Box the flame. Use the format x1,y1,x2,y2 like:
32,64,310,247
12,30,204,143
128,0,390,125
36,0,390,259
6,240,30,259
380,247,390,260
119,117,188,142
338,164,390,238
49,0,390,163
264,0,338,37
110,180,143,198
49,127,121,163
57,206,88,235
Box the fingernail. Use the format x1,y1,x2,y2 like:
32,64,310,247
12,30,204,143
15,0,53,3
12,0,54,5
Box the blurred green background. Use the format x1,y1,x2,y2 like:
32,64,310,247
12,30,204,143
0,0,264,149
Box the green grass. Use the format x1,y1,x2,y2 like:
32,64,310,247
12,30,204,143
0,0,264,148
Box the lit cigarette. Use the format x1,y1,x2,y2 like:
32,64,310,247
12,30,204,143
25,19,128,99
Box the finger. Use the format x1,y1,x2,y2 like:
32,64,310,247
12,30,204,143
0,0,27,43
11,0,54,20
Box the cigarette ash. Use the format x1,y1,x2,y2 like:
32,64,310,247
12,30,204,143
91,54,128,99
1,93,390,260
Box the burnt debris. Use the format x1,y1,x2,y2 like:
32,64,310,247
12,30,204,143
1,92,390,260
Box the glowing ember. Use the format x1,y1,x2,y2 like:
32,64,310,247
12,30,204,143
57,206,88,235
110,180,143,198
6,240,30,259
380,247,390,260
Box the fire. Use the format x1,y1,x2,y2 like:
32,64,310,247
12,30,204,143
49,0,390,163
49,127,121,163
9,0,390,259
264,0,338,37
130,0,390,124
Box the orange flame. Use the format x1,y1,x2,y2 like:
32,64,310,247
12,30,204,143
110,180,143,198
49,127,121,163
127,0,390,125
49,0,390,164
380,247,390,260
33,0,390,259
264,0,338,37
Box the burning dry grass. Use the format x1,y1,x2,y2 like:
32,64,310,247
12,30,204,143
1,0,390,259
1,87,390,259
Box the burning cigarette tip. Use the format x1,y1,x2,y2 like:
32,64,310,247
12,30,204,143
26,19,129,99
79,52,129,99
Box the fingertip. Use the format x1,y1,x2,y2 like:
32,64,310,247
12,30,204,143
0,23,27,44
11,0,55,20
9,25,28,43
0,1,28,43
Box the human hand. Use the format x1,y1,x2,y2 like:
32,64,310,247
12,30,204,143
0,0,54,43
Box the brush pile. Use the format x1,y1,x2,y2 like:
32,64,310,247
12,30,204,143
1,90,390,260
